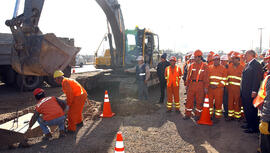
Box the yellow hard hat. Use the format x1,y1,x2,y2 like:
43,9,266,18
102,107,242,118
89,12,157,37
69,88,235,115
53,70,64,78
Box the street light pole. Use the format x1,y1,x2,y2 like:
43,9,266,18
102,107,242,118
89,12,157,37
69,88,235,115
258,28,263,54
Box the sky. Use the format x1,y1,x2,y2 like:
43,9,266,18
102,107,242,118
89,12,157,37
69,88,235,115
1,0,270,55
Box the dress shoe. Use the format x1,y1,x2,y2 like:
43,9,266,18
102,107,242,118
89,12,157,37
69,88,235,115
244,128,258,134
42,133,52,141
166,110,172,113
76,121,84,127
241,124,249,129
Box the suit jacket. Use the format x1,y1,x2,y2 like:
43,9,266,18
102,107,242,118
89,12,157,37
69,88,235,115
240,59,263,98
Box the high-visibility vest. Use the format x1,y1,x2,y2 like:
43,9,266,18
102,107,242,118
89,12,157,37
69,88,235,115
187,62,205,83
165,65,182,87
209,65,227,87
253,75,270,108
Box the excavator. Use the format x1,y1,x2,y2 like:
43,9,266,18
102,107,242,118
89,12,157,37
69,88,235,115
1,0,160,94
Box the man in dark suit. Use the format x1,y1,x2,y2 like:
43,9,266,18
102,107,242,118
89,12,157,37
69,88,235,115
157,53,170,103
240,50,263,133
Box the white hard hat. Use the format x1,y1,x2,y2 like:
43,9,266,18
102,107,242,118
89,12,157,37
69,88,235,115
136,56,144,61
220,55,229,61
190,54,195,60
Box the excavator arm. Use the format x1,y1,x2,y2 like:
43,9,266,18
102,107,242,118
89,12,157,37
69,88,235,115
96,0,125,68
5,0,80,76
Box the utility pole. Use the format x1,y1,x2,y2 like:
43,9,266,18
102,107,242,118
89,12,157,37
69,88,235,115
258,28,263,54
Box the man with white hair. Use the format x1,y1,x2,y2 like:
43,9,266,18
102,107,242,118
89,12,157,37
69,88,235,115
125,56,150,101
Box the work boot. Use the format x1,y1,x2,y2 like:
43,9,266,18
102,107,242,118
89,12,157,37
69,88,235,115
59,130,66,138
183,115,190,120
42,133,52,141
175,109,181,114
66,130,76,134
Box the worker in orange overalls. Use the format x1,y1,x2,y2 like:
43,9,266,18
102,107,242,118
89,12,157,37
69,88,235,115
226,52,244,121
54,70,88,133
228,51,235,64
207,51,215,66
208,54,227,121
220,55,229,118
165,56,182,112
184,50,209,120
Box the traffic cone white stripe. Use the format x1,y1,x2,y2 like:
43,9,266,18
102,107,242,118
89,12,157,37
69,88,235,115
105,94,109,98
116,141,124,149
203,103,209,108
204,98,209,102
104,99,109,102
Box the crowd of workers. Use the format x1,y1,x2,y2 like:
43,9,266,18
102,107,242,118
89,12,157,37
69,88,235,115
24,50,270,152
156,49,270,153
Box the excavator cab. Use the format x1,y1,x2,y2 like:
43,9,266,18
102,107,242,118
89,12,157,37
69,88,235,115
95,27,160,69
124,27,160,68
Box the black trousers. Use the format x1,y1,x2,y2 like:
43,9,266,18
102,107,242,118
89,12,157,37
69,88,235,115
260,133,270,153
223,87,228,117
160,80,166,103
241,96,259,131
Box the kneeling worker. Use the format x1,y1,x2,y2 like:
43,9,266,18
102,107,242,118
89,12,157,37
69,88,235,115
27,88,66,140
54,70,88,133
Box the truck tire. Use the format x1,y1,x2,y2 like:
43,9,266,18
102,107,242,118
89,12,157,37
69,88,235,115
16,74,44,91
1,68,16,86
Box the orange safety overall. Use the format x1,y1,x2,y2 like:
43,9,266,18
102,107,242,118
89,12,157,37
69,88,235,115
253,75,270,108
208,65,227,118
227,64,244,119
165,65,182,111
62,78,88,131
185,62,209,117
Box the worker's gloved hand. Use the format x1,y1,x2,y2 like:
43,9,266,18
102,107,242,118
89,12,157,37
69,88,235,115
259,121,270,135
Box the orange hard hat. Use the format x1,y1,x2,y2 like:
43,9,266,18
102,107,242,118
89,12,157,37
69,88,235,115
228,51,235,56
170,56,177,62
213,54,220,59
194,49,203,57
231,52,241,58
33,88,44,96
264,49,270,60
209,51,215,55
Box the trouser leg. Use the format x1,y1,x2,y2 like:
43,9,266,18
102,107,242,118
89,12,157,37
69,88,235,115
242,96,259,130
223,87,228,117
208,88,214,117
228,87,234,118
37,117,50,134
143,82,149,100
137,81,144,100
73,94,87,124
185,84,195,116
195,84,204,117
233,94,241,119
260,133,270,153
167,87,173,110
160,81,166,102
173,86,180,111
214,88,223,118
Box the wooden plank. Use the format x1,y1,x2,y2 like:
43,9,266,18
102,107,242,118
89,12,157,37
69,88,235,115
0,113,39,134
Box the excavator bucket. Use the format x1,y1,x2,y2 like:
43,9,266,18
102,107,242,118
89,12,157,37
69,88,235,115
11,33,80,76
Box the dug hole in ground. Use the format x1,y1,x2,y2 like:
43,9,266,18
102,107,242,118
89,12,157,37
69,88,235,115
0,78,258,153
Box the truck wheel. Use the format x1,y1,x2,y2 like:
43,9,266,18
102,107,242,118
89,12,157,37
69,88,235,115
1,68,16,86
16,75,44,91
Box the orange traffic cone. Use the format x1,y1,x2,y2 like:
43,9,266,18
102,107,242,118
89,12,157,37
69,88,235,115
197,94,213,126
100,90,115,118
115,132,124,153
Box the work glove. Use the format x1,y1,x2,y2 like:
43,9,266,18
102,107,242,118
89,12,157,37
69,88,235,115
259,121,270,135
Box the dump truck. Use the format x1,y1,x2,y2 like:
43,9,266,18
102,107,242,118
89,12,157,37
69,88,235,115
0,0,80,90
0,33,77,90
